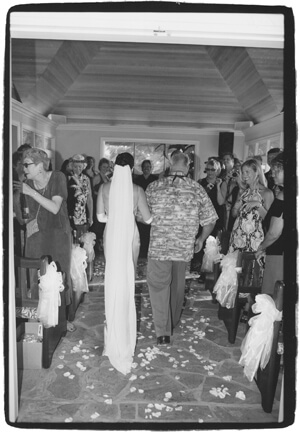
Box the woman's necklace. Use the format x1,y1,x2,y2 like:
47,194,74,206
33,171,50,190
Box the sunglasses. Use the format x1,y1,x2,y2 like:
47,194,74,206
206,168,216,172
22,163,35,168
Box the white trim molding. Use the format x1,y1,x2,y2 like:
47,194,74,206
10,12,284,49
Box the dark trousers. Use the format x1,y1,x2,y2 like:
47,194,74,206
137,222,151,258
147,258,187,337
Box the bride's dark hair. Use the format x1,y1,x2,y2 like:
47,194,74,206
115,152,134,169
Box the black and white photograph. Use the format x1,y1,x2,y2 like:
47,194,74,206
2,1,297,429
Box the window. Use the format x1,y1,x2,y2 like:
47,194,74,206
104,141,195,178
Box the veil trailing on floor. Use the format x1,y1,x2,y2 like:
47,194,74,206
103,164,136,375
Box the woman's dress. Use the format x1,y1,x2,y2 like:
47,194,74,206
229,188,264,253
99,166,151,375
199,178,225,234
25,171,72,303
67,173,91,229
261,197,284,295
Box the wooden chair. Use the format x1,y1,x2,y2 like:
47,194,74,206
218,251,264,344
204,261,221,303
15,255,67,368
255,280,284,413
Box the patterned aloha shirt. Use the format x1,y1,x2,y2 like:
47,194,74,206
146,172,218,261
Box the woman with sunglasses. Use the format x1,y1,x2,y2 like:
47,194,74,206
13,147,75,331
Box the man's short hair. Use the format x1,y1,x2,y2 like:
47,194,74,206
171,152,190,166
267,147,282,155
141,159,152,169
222,152,234,160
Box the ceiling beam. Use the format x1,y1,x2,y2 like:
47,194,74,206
206,46,281,123
22,41,99,116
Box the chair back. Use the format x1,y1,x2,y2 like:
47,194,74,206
15,255,49,306
237,251,264,293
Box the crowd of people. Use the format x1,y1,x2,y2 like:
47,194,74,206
12,144,284,374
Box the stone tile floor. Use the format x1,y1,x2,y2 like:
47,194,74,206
16,256,282,427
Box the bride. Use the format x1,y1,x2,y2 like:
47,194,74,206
97,152,152,375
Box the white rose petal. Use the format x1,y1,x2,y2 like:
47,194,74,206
130,387,136,392
236,391,246,400
59,355,64,359
175,406,183,411
223,375,232,381
65,417,73,422
129,374,137,381
91,412,100,419
104,399,112,404
63,372,70,377
57,364,64,369
68,374,75,379
138,389,144,394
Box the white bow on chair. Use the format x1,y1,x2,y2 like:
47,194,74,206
239,294,282,381
37,261,64,328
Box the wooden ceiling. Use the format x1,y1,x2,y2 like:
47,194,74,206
11,39,283,130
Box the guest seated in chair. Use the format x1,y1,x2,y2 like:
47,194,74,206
13,147,75,332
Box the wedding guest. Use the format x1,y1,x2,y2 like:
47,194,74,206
67,154,93,240
264,147,282,195
255,152,284,295
134,159,158,257
13,147,75,331
91,157,110,249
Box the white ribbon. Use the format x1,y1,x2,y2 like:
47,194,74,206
37,261,64,328
201,235,222,272
80,231,96,262
70,245,89,294
239,294,282,381
213,250,239,308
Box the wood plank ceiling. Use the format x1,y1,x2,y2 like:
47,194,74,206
11,39,283,130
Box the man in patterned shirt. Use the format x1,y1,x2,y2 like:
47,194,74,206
146,152,218,345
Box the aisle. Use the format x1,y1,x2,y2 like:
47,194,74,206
16,257,280,425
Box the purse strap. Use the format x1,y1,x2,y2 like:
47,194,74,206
35,187,46,219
